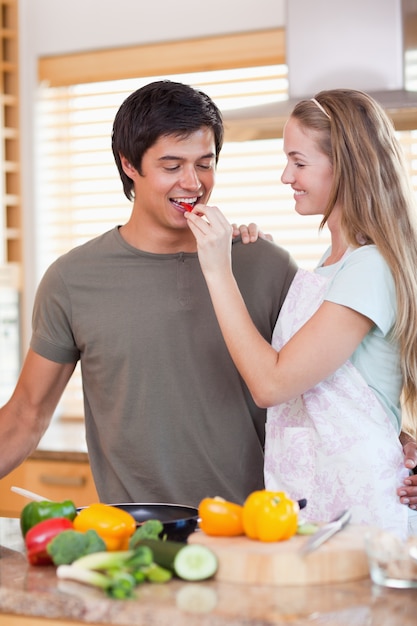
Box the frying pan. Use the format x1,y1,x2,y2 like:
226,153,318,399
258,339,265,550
80,498,307,543
110,503,199,542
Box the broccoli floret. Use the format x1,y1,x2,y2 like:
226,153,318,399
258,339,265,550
56,546,172,599
129,519,164,548
47,528,106,565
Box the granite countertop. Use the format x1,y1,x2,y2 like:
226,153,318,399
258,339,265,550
1,518,417,626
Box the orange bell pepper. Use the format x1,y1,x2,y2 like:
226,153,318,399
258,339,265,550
242,490,299,542
198,497,244,537
73,503,136,551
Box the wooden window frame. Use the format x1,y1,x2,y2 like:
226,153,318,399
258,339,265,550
38,29,286,87
38,29,290,142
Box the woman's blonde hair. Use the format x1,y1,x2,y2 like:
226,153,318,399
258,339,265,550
291,89,417,431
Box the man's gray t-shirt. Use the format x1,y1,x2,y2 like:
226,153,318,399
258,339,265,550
31,227,297,506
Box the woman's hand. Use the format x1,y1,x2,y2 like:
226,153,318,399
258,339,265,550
398,435,417,510
185,204,234,278
231,223,273,243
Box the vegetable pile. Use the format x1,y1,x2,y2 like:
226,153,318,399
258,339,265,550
20,489,317,599
198,490,317,542
20,500,218,599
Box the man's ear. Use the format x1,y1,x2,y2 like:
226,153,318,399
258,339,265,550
120,155,136,177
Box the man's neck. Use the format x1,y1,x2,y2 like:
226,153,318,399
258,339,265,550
119,221,197,254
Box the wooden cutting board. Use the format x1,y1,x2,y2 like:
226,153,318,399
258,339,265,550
189,524,370,585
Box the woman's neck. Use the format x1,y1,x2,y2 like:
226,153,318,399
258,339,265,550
322,242,348,266
323,210,348,266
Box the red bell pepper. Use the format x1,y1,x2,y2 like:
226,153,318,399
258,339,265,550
25,517,74,565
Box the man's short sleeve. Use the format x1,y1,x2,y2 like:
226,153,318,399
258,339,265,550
30,261,80,363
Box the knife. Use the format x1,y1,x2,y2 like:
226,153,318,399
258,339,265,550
300,509,352,556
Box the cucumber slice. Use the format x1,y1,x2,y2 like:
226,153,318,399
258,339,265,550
139,539,218,581
173,544,218,581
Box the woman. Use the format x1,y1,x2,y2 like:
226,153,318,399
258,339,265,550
185,89,417,538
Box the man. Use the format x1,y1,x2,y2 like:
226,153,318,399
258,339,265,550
0,81,296,507
0,80,415,511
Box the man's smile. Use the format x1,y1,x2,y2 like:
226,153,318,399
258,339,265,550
170,197,200,212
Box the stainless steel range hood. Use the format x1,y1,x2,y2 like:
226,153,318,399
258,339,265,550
224,0,417,140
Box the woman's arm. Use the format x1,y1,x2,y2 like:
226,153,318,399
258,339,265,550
185,205,372,407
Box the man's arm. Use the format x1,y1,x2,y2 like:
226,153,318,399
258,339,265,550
398,430,417,510
0,348,76,478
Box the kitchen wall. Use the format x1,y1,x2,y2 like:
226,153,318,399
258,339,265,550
23,0,284,56
18,0,285,344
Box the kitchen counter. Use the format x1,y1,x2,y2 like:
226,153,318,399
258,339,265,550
1,518,416,626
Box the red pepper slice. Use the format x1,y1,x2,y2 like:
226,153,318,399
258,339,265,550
178,202,193,212
25,517,74,565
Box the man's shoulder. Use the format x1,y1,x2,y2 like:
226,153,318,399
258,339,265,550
56,228,117,264
231,237,296,265
231,238,298,291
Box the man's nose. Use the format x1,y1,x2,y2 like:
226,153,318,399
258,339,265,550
181,166,202,190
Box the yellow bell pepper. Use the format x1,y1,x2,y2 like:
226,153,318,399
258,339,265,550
198,496,244,536
242,490,299,542
73,503,136,551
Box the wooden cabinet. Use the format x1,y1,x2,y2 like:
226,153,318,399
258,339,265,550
0,458,99,517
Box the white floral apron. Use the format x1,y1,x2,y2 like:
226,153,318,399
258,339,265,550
265,267,408,539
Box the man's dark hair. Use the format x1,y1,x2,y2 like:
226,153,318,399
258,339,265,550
111,80,224,200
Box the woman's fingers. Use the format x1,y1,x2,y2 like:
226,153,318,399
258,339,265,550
186,204,232,237
232,222,274,243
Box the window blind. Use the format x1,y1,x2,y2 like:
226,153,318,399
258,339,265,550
35,64,417,418
35,66,329,278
